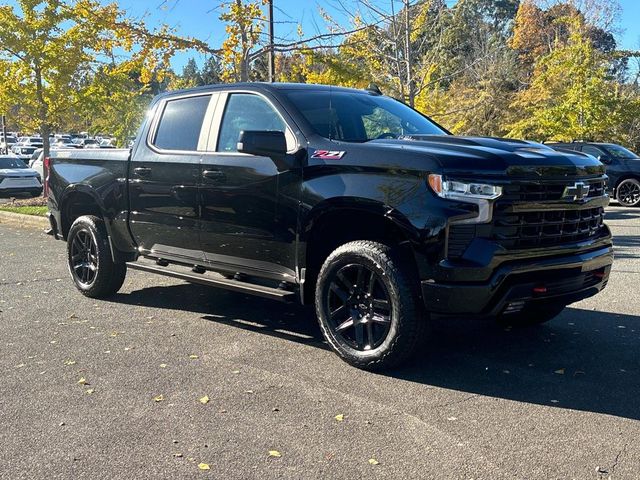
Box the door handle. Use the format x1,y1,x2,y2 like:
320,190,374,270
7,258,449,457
133,167,152,177
202,169,225,181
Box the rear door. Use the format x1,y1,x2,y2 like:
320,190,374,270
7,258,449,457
198,91,300,282
128,92,216,263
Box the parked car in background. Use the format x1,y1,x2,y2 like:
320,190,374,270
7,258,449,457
11,137,43,162
52,137,79,149
0,134,17,152
0,155,42,197
548,141,640,207
72,138,100,149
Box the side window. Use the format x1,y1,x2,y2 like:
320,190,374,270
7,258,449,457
217,94,287,152
582,145,603,158
153,95,211,151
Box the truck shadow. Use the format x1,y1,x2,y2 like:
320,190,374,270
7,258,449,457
111,283,640,420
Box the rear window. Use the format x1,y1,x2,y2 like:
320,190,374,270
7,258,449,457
153,95,211,151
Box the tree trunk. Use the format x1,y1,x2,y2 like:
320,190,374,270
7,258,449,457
238,0,249,82
34,63,50,196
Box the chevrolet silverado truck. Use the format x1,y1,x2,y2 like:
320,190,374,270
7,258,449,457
45,83,613,370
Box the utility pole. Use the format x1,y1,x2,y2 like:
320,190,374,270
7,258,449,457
403,0,414,107
1,115,7,155
267,0,275,82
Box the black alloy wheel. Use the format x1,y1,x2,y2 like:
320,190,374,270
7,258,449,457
66,215,127,298
70,228,98,287
617,178,640,207
325,263,392,351
315,240,427,370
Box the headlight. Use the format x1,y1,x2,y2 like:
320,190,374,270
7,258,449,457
428,174,502,200
428,174,502,224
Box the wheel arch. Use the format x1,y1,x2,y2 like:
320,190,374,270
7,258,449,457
299,198,421,304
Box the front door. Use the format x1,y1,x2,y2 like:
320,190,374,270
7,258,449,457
128,93,215,263
199,91,299,281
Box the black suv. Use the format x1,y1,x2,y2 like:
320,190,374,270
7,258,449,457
46,83,613,370
548,141,640,207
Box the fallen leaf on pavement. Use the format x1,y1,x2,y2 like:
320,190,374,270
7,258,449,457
268,450,282,458
369,458,380,465
159,364,168,369
198,463,210,470
64,360,76,366
189,355,199,360
335,414,344,422
199,396,210,404
77,377,88,385
85,389,94,395
153,394,165,402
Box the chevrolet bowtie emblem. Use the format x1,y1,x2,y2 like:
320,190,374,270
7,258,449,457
562,182,590,201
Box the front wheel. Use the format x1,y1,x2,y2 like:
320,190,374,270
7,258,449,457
67,215,127,298
616,178,640,207
315,241,427,370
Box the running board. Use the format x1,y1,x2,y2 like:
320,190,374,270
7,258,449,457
126,262,295,302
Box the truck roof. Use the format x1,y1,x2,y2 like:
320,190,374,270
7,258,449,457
157,82,377,100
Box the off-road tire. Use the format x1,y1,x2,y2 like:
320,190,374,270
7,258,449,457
67,215,127,298
315,240,428,370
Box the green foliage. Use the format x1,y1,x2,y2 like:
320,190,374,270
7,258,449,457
0,206,48,216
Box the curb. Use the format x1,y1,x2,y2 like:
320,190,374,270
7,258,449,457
0,210,49,230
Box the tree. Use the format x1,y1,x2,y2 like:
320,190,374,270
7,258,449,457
0,0,207,153
182,57,204,86
219,0,266,82
508,15,622,142
201,56,222,84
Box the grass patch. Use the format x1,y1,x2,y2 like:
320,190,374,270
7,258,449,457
0,205,48,216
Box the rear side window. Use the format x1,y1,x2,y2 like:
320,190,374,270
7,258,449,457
153,95,211,151
217,94,286,152
582,145,604,158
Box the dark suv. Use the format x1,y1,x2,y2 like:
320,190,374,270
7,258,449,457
548,142,640,207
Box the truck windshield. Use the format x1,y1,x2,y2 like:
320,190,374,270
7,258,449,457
284,90,446,142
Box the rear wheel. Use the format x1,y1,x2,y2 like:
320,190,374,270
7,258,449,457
315,240,427,370
67,215,127,298
499,302,566,327
616,178,640,207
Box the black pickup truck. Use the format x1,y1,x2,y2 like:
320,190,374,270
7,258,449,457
46,83,613,369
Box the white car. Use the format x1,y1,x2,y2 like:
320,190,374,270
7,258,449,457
0,155,42,197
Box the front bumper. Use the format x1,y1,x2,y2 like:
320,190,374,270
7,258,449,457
422,245,613,316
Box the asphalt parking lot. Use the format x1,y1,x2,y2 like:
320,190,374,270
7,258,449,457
1,205,639,479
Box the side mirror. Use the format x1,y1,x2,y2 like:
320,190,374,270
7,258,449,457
237,130,287,160
597,155,612,164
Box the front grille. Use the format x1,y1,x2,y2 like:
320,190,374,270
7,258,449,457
447,178,608,258
500,179,605,202
491,206,605,249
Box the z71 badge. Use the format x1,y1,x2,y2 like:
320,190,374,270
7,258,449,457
311,150,346,160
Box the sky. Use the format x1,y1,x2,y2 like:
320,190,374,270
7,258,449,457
108,0,640,72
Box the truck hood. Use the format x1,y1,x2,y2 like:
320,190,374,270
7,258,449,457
371,135,606,179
